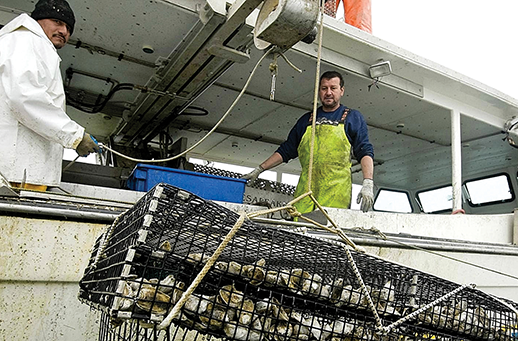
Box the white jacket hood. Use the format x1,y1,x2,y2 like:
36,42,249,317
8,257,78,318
0,13,53,47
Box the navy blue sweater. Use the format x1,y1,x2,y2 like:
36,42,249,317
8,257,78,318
276,105,374,163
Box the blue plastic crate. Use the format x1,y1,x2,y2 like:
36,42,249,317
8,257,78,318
127,164,246,203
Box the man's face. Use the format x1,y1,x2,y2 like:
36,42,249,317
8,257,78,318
37,18,70,49
319,77,344,111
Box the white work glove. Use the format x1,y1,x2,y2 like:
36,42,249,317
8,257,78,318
76,133,100,157
241,165,264,185
356,178,374,213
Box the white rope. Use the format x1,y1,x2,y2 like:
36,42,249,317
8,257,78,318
99,45,277,164
382,283,475,333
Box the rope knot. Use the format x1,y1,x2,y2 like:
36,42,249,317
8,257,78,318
286,205,301,218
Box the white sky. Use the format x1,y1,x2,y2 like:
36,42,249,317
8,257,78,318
371,0,518,100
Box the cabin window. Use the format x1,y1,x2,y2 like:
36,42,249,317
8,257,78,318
373,189,412,213
464,173,514,206
417,186,453,213
281,173,299,187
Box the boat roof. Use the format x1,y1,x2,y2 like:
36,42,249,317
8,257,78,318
1,0,518,193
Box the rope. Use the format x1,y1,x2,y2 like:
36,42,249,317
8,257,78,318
381,283,475,334
306,3,325,190
87,214,121,273
98,45,277,164
343,244,384,330
356,227,518,282
158,211,247,329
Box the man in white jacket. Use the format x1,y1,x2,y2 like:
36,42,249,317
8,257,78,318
0,0,99,191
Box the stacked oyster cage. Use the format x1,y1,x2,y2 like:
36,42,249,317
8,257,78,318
79,183,518,341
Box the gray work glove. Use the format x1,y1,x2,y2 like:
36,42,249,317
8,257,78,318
241,165,264,185
76,133,100,157
356,178,374,212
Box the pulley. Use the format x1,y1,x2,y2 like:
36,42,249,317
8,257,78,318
254,0,319,51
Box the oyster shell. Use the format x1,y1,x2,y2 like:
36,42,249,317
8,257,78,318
183,294,215,316
224,320,262,341
129,277,150,292
187,253,210,264
329,278,344,303
328,318,354,337
242,258,266,285
157,274,176,294
269,321,293,341
237,298,255,325
199,301,234,329
219,284,245,308
300,273,322,296
228,261,243,276
118,281,135,310
135,285,171,315
158,240,172,252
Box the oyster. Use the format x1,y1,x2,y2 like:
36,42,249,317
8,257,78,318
288,269,309,292
328,318,354,337
214,261,229,272
264,271,279,287
329,278,344,303
292,323,310,341
187,253,210,264
199,301,234,329
118,281,136,310
224,320,262,341
219,284,245,308
157,274,176,294
183,294,212,316
129,277,150,292
135,285,171,315
171,282,186,304
158,240,172,252
269,321,293,341
227,261,243,276
267,297,289,321
242,258,266,285
139,320,156,329
319,283,332,301
235,298,255,325
301,273,322,296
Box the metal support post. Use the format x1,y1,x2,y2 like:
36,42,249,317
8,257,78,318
451,109,462,211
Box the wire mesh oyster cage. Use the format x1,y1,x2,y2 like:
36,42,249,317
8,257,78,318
79,183,518,341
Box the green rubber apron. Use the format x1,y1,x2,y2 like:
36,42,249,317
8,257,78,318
293,111,352,214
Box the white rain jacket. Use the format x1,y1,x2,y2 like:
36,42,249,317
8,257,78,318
0,14,84,186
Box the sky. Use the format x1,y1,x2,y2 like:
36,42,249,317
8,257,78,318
370,0,518,100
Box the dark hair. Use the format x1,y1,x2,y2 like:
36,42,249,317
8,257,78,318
320,71,344,88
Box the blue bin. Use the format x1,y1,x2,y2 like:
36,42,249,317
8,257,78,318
127,164,246,203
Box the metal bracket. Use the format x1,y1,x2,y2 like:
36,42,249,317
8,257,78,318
207,44,250,63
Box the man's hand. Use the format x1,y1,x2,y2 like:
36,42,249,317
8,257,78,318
356,178,374,212
76,133,100,156
241,165,264,185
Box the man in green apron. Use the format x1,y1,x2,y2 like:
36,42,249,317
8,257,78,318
242,71,374,213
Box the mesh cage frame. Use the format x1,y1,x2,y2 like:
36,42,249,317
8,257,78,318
192,164,296,196
80,183,518,341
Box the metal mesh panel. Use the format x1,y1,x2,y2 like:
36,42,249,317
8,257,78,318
80,183,518,341
192,164,296,196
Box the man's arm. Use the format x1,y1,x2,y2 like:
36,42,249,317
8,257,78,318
357,155,374,212
2,31,84,149
360,155,374,180
260,152,284,171
242,152,284,183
